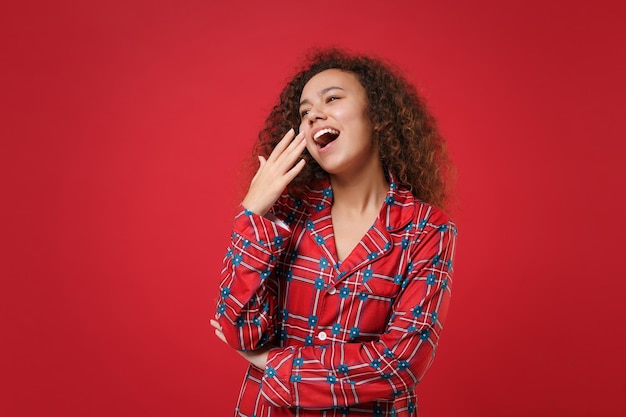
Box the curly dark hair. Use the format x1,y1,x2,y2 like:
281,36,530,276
251,48,454,210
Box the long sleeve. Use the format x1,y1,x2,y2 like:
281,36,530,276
258,211,456,408
216,206,293,351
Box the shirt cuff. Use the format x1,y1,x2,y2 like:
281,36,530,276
260,346,295,407
233,206,292,253
264,211,291,232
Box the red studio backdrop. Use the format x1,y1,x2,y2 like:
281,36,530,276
1,1,625,416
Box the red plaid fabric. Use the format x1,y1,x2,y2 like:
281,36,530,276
216,176,457,416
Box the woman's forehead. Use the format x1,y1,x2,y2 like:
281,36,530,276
301,69,363,95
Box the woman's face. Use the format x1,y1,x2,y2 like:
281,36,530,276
298,69,378,177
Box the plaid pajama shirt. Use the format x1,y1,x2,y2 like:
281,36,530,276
216,175,457,416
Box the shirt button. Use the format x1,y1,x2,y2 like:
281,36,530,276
328,287,337,295
317,331,328,341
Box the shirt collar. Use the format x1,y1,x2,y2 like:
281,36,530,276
303,172,416,232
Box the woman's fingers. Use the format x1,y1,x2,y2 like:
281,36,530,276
251,131,304,184
251,155,267,182
283,131,306,156
268,130,306,168
266,128,296,163
243,129,307,215
210,319,228,344
282,132,307,163
211,317,270,368
284,158,307,182
215,328,227,344
268,132,306,175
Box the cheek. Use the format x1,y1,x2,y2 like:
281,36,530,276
305,139,317,156
337,105,367,127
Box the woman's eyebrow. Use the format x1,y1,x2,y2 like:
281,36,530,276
299,86,345,106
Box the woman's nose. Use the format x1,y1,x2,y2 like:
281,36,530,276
305,105,326,123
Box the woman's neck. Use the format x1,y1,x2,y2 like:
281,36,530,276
329,165,389,215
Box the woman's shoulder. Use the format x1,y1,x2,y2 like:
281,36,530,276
387,181,455,233
413,200,454,226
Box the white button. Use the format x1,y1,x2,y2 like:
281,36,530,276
317,331,328,341
328,287,337,295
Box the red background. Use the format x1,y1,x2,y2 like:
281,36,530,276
2,1,625,416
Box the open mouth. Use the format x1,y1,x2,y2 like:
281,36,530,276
313,128,340,148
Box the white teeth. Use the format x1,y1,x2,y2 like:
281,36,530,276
313,128,339,140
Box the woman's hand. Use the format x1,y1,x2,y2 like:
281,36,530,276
210,318,271,370
242,129,307,216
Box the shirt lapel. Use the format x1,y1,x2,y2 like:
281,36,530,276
303,174,417,285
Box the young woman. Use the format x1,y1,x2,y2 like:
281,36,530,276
211,49,457,417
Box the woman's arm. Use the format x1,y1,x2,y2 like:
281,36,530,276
215,129,307,351
215,208,290,351
211,316,270,369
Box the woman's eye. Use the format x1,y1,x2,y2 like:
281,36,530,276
326,96,339,103
300,109,310,118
